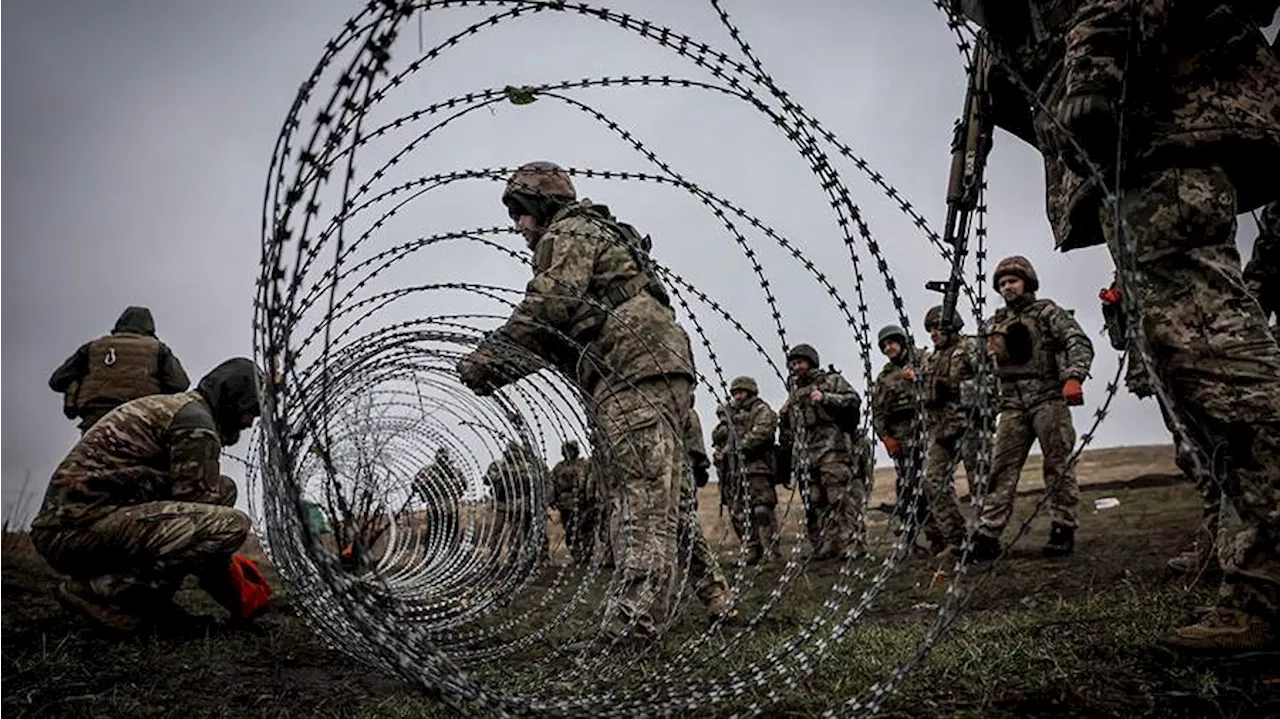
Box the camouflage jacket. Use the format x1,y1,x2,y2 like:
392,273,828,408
870,346,925,443
549,457,591,511
976,0,1280,251
778,368,860,463
1245,200,1279,326
469,199,695,398
32,391,226,532
922,334,982,437
484,450,547,506
710,395,778,478
984,296,1094,409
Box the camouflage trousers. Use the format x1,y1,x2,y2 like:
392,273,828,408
891,441,931,530
598,376,691,640
1101,164,1280,619
558,500,599,565
977,400,1079,537
722,472,780,558
31,475,248,604
922,431,976,547
681,479,729,609
803,455,866,557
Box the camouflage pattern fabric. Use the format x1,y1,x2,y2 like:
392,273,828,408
920,333,983,547
977,401,1081,538
779,368,865,557
711,395,779,558
985,298,1094,411
597,377,694,640
550,456,594,562
871,345,933,533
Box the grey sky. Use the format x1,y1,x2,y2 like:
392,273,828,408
3,2,1268,522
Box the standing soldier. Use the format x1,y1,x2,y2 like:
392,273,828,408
550,440,593,565
711,376,781,566
49,306,191,434
871,324,930,546
777,344,865,561
457,161,697,644
951,1,1280,649
973,257,1095,559
483,441,548,563
415,448,467,557
919,306,982,557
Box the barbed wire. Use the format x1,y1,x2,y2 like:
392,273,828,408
238,1,1229,716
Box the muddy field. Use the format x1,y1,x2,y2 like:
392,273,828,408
4,445,1277,718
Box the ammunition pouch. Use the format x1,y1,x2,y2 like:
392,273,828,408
1100,300,1127,351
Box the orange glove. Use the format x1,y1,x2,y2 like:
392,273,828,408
901,368,917,382
1062,378,1085,406
1099,286,1122,304
883,437,902,457
227,553,272,619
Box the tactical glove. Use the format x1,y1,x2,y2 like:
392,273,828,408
883,437,902,457
1062,378,1085,406
457,353,499,396
691,453,711,488
901,368,917,383
1058,93,1118,178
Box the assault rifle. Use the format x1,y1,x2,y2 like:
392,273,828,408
925,35,993,332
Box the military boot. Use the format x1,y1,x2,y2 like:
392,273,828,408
55,580,142,633
1167,541,1219,575
705,585,741,624
1042,523,1075,557
969,532,1002,562
1161,607,1277,653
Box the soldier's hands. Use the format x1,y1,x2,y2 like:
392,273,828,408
691,453,711,488
457,352,498,396
883,437,902,457
1062,378,1085,406
809,388,823,404
1058,92,1117,177
901,368,917,382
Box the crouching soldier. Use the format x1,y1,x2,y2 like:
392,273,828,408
30,357,270,632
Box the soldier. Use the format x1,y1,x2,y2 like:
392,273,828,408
29,357,268,632
414,447,467,556
682,400,735,620
777,343,865,560
49,306,191,434
711,376,781,566
974,257,1094,559
871,324,931,546
1245,200,1278,333
482,441,548,563
457,161,697,643
920,306,982,557
550,440,594,564
954,0,1280,649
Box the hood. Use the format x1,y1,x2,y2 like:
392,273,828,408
112,306,156,336
197,357,262,446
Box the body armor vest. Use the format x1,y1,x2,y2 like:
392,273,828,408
989,303,1060,381
74,333,163,411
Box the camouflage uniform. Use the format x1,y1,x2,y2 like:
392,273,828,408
483,442,548,562
550,441,595,564
711,377,780,565
777,345,865,560
978,257,1094,555
921,307,982,553
30,358,261,629
415,449,467,555
49,306,190,434
964,0,1280,645
871,328,930,538
682,405,732,617
458,162,698,641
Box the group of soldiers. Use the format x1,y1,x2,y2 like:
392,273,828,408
871,255,1095,563
23,1,1280,658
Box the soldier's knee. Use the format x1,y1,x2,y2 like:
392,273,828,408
208,507,252,552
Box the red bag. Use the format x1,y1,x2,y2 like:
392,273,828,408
227,553,272,619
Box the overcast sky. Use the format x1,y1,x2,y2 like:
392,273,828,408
4,1,1271,523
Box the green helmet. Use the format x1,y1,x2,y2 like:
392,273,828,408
785,343,820,367
924,306,964,332
877,325,907,350
992,255,1040,293
729,376,759,395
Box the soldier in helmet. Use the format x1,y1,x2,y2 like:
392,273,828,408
870,324,931,547
457,161,698,643
483,440,549,563
413,447,468,558
777,343,865,560
550,440,594,565
974,256,1094,560
49,306,191,434
711,376,781,565
31,357,269,632
919,306,982,557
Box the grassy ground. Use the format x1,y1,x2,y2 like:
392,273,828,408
4,445,1277,718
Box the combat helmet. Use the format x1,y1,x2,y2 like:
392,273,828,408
877,324,907,350
786,343,820,367
924,306,964,332
562,439,580,458
992,255,1040,293
729,376,759,395
502,161,576,219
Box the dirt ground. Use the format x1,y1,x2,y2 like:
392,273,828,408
4,444,1277,718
